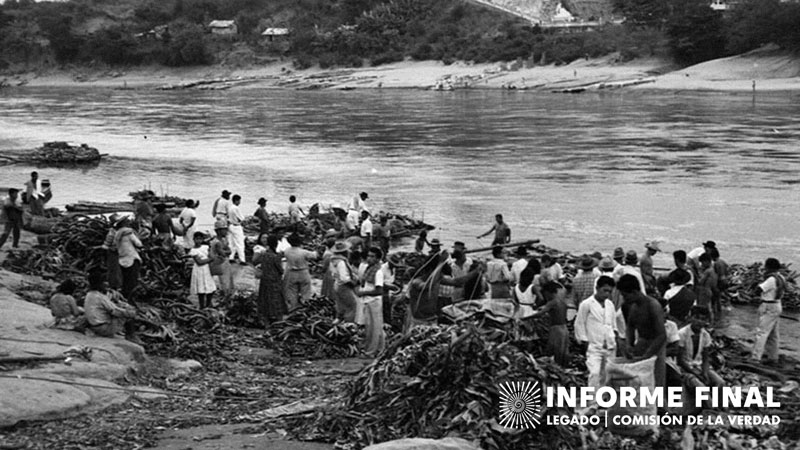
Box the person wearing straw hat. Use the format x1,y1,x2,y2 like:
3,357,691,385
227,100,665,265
613,250,646,295
572,255,599,307
641,241,661,295
209,219,234,301
330,241,359,322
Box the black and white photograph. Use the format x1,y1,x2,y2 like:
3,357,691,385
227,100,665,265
1,0,799,448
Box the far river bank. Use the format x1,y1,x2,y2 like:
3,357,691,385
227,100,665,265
2,45,800,93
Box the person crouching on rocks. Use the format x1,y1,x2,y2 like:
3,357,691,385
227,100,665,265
84,270,140,344
49,278,85,330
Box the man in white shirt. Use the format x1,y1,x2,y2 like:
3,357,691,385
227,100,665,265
540,254,563,285
751,257,785,364
574,276,618,389
227,194,246,264
212,190,230,223
357,247,385,357
359,211,373,249
509,245,530,287
346,192,369,234
24,171,45,215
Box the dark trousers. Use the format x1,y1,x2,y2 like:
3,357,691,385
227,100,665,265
0,217,22,248
121,259,141,301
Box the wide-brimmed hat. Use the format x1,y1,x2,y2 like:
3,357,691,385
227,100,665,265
429,238,442,247
515,246,529,257
578,256,598,271
625,250,639,265
598,257,616,271
332,241,351,254
613,247,625,260
645,241,661,252
387,253,407,267
703,240,716,248
359,191,369,199
214,218,228,230
453,241,466,249
221,190,231,196
258,197,267,205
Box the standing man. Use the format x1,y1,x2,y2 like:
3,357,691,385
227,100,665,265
357,247,386,357
209,219,234,301
179,200,198,250
530,281,569,366
0,188,23,250
114,217,143,301
227,194,246,264
751,258,785,365
663,269,696,324
152,203,175,249
283,233,318,311
572,255,599,307
212,190,231,223
509,246,530,288
485,245,511,299
540,254,563,285
288,195,305,228
574,276,618,389
255,197,270,234
346,192,369,233
359,211,373,250
613,251,646,295
640,241,660,295
619,274,667,388
477,214,511,246
24,171,45,215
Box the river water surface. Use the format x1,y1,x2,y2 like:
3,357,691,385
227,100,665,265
1,87,800,268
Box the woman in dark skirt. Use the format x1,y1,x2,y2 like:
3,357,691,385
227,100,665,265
253,234,286,325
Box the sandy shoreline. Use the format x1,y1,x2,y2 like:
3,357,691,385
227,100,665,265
4,47,800,93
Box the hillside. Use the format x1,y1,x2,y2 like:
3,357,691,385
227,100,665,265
0,0,798,73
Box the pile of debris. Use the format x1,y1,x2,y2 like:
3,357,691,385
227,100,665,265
288,322,584,449
29,141,103,164
266,296,365,359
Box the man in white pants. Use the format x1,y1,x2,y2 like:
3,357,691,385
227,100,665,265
751,257,785,365
574,275,619,390
227,194,246,264
357,247,385,358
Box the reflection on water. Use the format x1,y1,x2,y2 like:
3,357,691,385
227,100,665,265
1,88,800,266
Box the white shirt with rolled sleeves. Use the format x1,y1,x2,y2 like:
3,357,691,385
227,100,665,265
574,295,618,352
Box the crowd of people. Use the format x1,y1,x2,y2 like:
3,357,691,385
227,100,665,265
0,182,789,372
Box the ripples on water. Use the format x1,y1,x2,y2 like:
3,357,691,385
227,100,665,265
1,88,800,266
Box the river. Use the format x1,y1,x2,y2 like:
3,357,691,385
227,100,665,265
1,87,800,269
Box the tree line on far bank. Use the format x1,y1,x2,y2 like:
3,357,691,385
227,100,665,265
0,0,798,72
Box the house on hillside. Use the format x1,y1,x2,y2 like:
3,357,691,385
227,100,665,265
135,24,169,41
209,20,237,35
261,27,289,42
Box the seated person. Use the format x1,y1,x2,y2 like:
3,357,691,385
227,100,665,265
678,306,724,389
84,271,140,344
49,279,86,330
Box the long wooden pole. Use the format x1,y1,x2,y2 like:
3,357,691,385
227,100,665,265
464,239,540,254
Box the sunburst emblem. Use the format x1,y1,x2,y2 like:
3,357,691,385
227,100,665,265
498,381,542,429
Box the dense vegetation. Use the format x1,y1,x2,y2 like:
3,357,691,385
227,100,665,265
0,0,798,72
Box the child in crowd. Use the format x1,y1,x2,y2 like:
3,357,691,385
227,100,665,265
189,232,216,308
49,279,85,330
